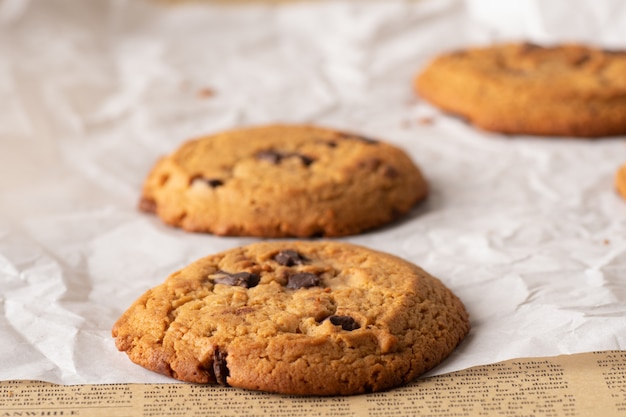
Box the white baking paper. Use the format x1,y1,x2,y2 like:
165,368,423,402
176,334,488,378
1,0,625,384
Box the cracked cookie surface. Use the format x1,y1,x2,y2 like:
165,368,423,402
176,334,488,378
139,124,428,237
415,43,626,137
112,241,470,395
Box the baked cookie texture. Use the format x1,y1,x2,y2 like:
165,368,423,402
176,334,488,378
414,43,626,138
139,124,428,237
112,241,470,396
617,164,626,200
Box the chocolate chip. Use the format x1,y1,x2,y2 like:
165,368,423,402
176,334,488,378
358,158,382,171
298,154,315,166
383,166,399,178
206,178,224,187
357,159,398,178
256,149,283,164
212,271,260,288
274,250,307,266
190,175,224,188
286,272,321,289
256,150,315,166
329,315,360,331
212,349,229,386
572,53,592,67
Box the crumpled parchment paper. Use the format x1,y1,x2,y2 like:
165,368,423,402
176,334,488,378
1,0,625,384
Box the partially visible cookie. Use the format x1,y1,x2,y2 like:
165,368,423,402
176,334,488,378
112,241,470,396
414,43,626,138
139,124,427,237
616,164,626,200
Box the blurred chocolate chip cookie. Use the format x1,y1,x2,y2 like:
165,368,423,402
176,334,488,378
139,124,428,237
415,43,626,138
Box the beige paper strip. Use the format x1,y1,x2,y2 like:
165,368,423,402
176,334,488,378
2,351,625,417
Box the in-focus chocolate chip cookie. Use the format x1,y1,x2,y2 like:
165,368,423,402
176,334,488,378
139,124,428,237
414,43,626,138
112,241,470,396
616,164,626,200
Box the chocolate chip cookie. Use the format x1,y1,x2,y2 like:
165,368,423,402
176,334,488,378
616,164,626,200
139,124,428,237
414,43,626,138
112,241,470,395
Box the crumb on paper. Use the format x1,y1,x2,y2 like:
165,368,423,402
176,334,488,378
417,116,434,126
604,239,610,245
197,87,216,98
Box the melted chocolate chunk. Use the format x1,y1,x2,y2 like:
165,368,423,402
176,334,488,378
274,250,307,266
329,315,360,331
212,271,260,288
212,349,230,386
286,272,321,289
